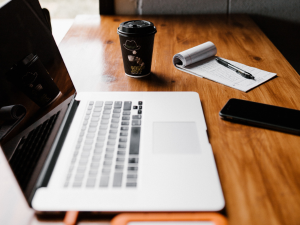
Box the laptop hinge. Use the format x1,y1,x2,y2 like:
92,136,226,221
29,96,79,204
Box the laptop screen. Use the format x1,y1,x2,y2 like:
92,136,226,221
0,0,75,147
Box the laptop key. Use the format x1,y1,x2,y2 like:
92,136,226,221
90,163,99,168
109,134,117,139
79,158,88,163
89,169,98,176
110,129,118,134
102,168,111,173
86,178,96,187
115,165,124,170
97,136,105,141
85,139,94,144
102,114,110,119
114,101,122,108
94,149,102,155
99,176,109,187
81,151,90,157
103,110,111,114
88,128,97,133
127,174,138,178
77,166,86,173
96,142,104,147
120,132,128,136
100,125,108,130
101,119,109,124
128,167,138,171
107,140,116,145
113,109,121,113
95,101,103,106
89,101,94,105
104,105,112,109
123,111,131,115
113,173,123,187
111,124,119,128
94,107,102,112
129,127,141,154
119,138,127,142
126,182,137,187
89,122,98,127
132,120,141,126
128,158,139,163
73,182,82,187
124,101,132,110
83,146,92,151
113,113,120,118
103,160,112,166
112,118,119,123
132,115,142,119
92,155,101,160
106,147,114,152
105,154,114,158
75,173,84,180
117,151,126,155
92,112,101,117
87,133,95,138
98,130,107,135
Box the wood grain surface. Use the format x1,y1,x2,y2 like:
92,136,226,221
58,15,300,225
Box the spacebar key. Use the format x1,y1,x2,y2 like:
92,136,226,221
129,127,141,155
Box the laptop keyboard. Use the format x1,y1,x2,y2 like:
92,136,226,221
9,112,60,191
64,101,142,188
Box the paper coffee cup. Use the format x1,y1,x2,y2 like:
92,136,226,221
117,20,157,78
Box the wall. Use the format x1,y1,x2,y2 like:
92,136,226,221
140,0,227,15
115,0,300,74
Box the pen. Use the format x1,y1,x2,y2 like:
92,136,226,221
215,58,255,80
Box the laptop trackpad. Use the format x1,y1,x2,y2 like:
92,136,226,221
153,122,201,154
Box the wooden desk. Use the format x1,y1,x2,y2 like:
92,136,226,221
58,14,300,225
6,14,300,225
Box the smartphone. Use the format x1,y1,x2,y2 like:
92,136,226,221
219,98,300,135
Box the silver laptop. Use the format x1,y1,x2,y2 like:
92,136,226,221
0,0,224,212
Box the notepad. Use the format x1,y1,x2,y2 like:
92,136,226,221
173,42,277,92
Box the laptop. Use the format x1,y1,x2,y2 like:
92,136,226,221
0,0,224,212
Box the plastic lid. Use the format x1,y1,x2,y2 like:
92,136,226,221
117,20,157,36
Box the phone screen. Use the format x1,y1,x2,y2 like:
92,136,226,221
219,99,300,134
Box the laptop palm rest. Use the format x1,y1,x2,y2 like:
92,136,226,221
153,122,201,154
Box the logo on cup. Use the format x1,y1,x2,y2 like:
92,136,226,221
123,40,140,51
22,72,38,87
128,55,135,61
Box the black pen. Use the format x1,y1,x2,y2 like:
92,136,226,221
215,58,255,80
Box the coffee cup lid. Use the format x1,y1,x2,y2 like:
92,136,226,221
117,20,157,36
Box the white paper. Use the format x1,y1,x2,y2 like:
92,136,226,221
173,42,277,92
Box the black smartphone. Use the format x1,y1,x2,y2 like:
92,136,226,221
219,98,300,135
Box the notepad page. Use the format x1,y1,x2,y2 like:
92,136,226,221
180,57,277,92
